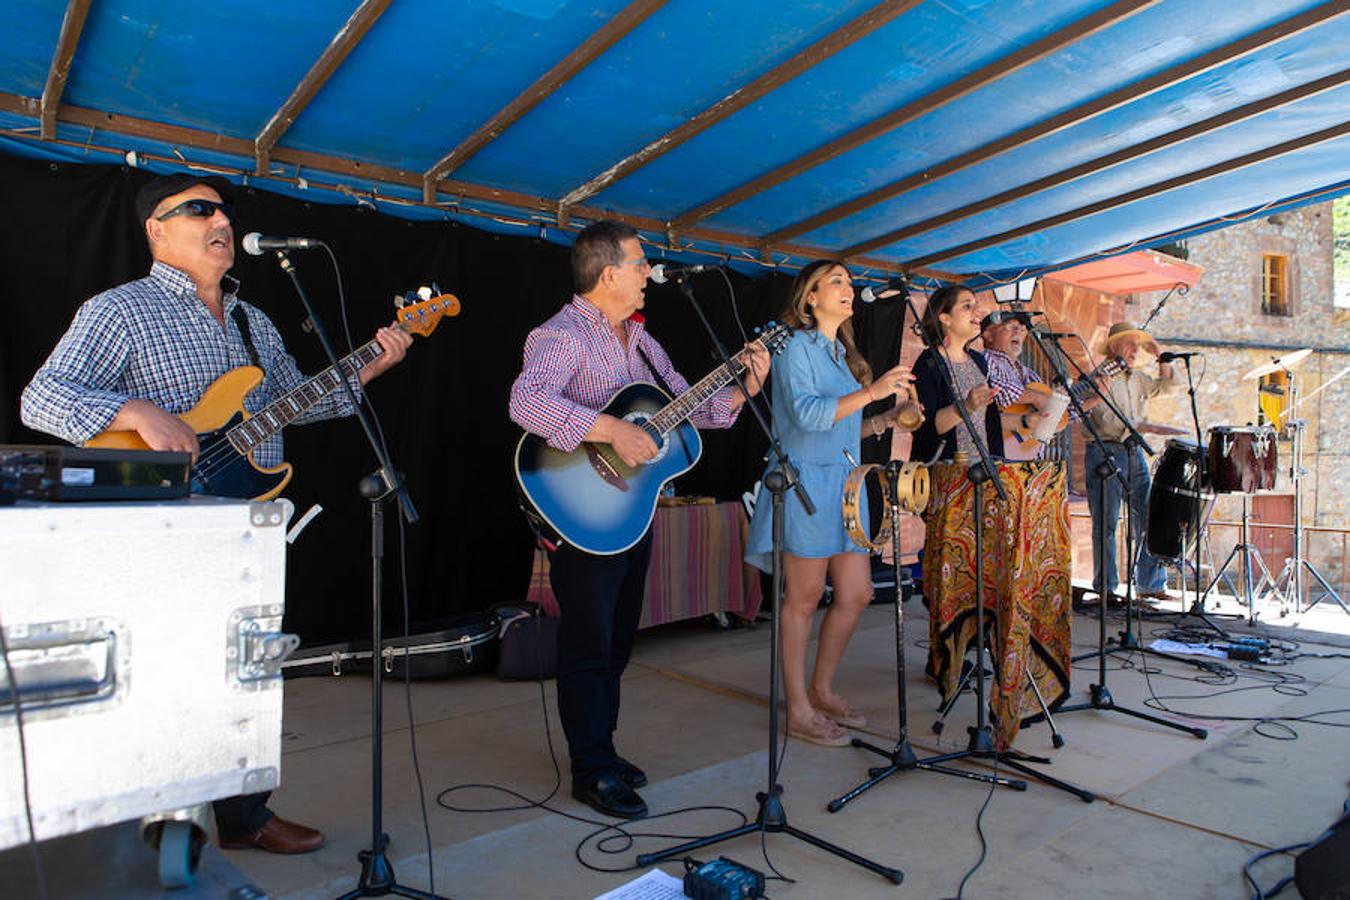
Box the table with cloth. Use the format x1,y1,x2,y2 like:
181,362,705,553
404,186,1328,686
922,460,1073,748
530,499,762,628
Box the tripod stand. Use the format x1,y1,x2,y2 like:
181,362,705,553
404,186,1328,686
1020,325,1209,738
635,468,901,884
1202,492,1277,625
1267,369,1347,616
270,250,444,899
636,273,901,884
827,460,1027,814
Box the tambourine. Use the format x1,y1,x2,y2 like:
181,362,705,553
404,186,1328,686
842,462,930,553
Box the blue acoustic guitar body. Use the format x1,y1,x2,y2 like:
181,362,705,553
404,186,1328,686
515,382,702,555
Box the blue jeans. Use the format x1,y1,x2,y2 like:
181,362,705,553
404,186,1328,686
1084,442,1167,595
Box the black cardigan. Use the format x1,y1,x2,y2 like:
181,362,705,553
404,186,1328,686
910,347,1004,462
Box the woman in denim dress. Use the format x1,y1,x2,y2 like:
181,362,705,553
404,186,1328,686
746,260,914,746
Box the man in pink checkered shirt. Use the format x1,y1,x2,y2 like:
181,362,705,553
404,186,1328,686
509,220,769,821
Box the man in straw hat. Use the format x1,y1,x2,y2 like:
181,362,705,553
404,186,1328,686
1081,321,1181,605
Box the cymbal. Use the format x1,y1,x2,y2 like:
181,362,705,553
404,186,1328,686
1243,347,1312,380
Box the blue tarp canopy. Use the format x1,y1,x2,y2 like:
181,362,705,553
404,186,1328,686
1,0,1347,284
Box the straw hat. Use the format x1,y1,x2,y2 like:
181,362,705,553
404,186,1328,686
1104,321,1152,349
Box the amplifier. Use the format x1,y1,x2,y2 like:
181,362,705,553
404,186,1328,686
0,444,191,502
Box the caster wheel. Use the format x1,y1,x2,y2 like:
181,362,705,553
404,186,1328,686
157,820,203,888
1052,734,1065,749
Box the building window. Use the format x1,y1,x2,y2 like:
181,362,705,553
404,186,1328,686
1261,254,1290,316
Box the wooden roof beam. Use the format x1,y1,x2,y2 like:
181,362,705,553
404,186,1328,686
0,91,936,278
421,0,667,203
39,0,93,140
254,0,392,176
903,119,1350,270
670,0,1162,234
557,0,923,213
775,0,1349,250
840,66,1350,259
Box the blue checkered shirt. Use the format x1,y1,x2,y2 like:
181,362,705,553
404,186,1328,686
21,261,359,467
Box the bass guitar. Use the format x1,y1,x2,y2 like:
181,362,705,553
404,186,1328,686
86,292,460,500
515,322,790,555
1002,355,1125,460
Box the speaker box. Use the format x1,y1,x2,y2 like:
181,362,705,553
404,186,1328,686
1296,814,1350,900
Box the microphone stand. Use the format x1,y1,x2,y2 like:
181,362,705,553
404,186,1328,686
1025,329,1207,742
1171,356,1230,636
636,274,902,885
893,296,1091,803
272,251,443,900
1051,344,1218,672
827,287,1026,815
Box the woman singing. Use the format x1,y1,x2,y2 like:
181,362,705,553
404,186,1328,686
746,260,914,747
910,285,1003,461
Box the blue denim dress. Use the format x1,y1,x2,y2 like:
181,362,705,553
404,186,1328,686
746,329,868,572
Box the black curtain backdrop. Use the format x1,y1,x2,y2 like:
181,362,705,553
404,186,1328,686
0,154,906,644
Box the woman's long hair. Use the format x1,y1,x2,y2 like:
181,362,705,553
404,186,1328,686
920,284,973,349
782,260,872,386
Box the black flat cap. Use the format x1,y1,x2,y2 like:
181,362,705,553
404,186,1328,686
135,173,235,224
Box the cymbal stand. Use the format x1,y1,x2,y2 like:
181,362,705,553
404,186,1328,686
827,460,1027,814
1267,370,1347,616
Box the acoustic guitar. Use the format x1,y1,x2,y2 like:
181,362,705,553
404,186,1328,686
515,322,790,555
86,292,460,500
1001,356,1125,460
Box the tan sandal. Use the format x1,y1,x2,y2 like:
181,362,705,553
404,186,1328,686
808,690,867,729
787,711,850,747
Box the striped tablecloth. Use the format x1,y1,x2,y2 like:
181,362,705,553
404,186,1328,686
530,500,763,629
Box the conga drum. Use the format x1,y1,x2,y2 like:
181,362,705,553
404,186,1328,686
1207,425,1278,494
1146,439,1215,561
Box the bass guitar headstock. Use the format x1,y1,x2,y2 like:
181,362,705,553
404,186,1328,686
394,285,461,337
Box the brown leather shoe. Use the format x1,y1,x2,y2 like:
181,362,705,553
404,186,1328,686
220,815,325,854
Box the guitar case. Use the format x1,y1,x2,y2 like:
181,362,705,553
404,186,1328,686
282,611,499,679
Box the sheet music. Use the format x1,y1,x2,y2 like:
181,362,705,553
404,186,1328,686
592,867,684,900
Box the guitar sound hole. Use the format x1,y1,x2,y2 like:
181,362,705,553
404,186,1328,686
621,412,668,463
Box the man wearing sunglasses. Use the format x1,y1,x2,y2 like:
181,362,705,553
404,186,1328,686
21,172,413,855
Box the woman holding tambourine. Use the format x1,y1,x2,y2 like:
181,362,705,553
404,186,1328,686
745,259,917,748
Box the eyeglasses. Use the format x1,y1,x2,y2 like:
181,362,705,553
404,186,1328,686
616,256,650,270
156,198,234,222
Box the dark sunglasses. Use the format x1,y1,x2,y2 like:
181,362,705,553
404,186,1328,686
156,198,234,221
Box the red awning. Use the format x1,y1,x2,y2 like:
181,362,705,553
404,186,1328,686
1045,249,1204,296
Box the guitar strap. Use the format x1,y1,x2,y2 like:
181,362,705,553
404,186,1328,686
230,305,264,371
636,341,678,398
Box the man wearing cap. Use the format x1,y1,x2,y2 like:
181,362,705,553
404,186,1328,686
1081,321,1180,603
21,173,412,853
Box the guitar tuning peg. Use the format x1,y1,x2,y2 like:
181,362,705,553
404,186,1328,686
393,294,406,309
417,285,433,300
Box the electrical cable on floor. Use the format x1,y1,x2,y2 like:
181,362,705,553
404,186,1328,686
433,546,752,877
330,249,438,891
0,606,48,900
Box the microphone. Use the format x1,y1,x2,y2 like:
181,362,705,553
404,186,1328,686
859,277,908,304
1032,328,1077,340
241,232,325,256
648,262,720,284
1158,351,1200,363
982,309,1043,326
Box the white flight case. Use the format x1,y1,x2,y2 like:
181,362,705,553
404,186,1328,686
0,497,297,885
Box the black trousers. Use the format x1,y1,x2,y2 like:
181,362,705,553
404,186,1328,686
548,530,654,785
212,792,272,839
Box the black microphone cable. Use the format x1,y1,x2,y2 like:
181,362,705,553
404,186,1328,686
0,605,48,900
